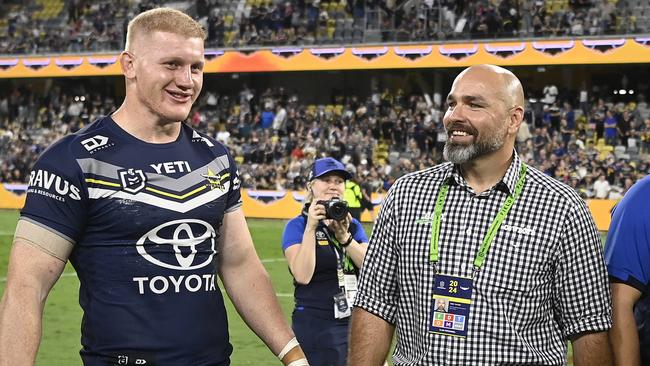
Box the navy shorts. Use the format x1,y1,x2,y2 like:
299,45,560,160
292,307,350,366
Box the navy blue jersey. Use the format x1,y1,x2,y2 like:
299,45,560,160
21,116,242,366
281,211,368,311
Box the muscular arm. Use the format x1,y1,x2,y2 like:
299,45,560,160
218,209,304,364
571,331,613,366
0,240,66,366
609,282,642,366
348,307,394,366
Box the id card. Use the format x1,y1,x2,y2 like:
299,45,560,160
344,274,358,304
333,290,351,319
429,274,472,338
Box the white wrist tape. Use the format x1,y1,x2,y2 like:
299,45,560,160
287,358,309,366
277,336,300,360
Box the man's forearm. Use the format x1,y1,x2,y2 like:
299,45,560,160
572,331,613,366
348,307,394,366
0,289,44,365
220,256,296,358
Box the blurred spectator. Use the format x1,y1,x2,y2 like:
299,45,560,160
0,0,646,54
1,83,648,206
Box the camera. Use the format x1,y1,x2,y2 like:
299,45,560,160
316,198,349,221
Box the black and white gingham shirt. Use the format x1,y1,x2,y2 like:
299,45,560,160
355,152,611,365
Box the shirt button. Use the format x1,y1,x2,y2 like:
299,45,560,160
466,228,472,236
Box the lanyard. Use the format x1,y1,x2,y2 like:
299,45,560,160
429,164,527,275
321,226,355,272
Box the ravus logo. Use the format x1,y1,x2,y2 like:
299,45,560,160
28,169,82,201
119,168,147,194
81,135,113,153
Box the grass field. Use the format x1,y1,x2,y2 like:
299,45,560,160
0,210,583,365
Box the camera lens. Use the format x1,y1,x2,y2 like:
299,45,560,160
327,201,348,221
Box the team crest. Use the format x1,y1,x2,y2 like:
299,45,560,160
119,168,147,194
202,168,225,191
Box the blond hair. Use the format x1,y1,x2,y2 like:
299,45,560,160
125,8,206,51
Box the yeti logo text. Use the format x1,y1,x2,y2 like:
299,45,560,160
119,169,147,194
136,219,216,270
81,135,110,152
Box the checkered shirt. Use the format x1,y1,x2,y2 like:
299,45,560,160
354,152,611,365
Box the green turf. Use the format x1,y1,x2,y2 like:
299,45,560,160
0,210,585,365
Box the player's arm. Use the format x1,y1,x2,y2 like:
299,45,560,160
348,307,395,366
609,282,642,366
570,331,613,366
0,222,70,366
217,209,307,365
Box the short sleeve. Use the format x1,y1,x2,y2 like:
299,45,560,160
225,151,243,212
354,184,400,324
605,177,650,293
350,218,369,243
555,200,612,337
20,141,88,243
282,216,306,251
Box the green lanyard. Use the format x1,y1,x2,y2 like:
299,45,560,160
429,164,527,275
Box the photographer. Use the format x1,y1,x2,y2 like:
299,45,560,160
281,157,369,366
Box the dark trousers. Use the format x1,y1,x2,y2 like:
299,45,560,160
292,307,349,366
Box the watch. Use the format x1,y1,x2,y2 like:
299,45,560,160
340,234,354,247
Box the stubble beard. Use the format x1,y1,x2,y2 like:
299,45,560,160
443,123,508,164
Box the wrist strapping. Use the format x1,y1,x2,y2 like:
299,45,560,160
287,359,309,366
277,336,300,360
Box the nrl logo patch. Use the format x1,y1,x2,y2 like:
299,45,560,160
119,168,147,194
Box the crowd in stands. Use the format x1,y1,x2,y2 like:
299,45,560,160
1,83,649,201
1,0,647,54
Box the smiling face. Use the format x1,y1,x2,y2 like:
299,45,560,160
442,65,523,164
309,173,346,201
126,31,204,124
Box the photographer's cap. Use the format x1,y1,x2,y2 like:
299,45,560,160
309,157,352,181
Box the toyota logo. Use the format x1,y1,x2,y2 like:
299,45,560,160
136,219,216,270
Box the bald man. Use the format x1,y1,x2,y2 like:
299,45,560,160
349,65,613,365
0,8,307,366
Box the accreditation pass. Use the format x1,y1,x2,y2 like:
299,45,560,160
429,274,472,338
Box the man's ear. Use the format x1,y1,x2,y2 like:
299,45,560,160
119,51,136,79
508,106,524,135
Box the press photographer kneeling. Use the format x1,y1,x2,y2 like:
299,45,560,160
281,157,369,366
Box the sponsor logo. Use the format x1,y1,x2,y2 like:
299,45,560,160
415,212,434,224
192,130,214,147
28,169,81,201
202,168,225,191
136,219,216,270
134,219,217,295
81,135,113,154
150,161,191,175
502,224,535,236
133,274,217,295
119,168,147,194
232,170,241,190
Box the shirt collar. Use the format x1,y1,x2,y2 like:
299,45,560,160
445,150,523,196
